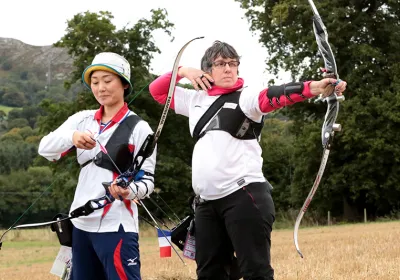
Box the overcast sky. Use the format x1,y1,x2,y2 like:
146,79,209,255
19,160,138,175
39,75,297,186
1,0,289,87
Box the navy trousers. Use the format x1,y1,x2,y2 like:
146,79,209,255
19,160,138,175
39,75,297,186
71,224,141,280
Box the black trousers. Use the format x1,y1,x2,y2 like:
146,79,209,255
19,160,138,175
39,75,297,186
195,181,275,280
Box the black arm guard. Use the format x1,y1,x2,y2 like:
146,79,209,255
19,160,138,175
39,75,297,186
267,82,305,104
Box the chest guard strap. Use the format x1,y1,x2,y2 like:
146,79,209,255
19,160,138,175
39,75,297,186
193,91,263,142
81,114,142,173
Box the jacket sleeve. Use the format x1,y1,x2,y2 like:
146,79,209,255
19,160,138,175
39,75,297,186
149,71,181,109
257,81,314,113
240,81,315,121
38,111,85,161
128,120,157,200
149,71,197,117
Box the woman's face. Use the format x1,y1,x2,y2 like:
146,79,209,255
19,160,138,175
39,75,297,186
90,70,127,106
210,56,239,88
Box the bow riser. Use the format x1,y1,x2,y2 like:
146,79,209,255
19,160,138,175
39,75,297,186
322,94,344,148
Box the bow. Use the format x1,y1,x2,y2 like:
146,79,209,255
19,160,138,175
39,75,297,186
0,37,204,256
293,0,345,258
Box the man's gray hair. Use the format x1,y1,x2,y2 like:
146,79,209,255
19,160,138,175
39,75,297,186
200,41,240,72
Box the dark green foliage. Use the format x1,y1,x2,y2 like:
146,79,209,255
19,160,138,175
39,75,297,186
20,71,28,80
0,141,37,174
8,106,44,128
260,118,295,211
236,0,400,220
2,91,27,107
0,167,65,227
7,118,29,129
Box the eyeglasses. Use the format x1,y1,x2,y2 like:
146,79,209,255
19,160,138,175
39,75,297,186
212,60,240,69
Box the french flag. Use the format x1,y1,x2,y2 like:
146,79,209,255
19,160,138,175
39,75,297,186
157,228,172,258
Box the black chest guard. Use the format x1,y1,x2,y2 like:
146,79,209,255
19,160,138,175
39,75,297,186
193,91,264,142
81,114,142,173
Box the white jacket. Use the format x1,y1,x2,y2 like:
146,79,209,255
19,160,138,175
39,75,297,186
38,104,156,233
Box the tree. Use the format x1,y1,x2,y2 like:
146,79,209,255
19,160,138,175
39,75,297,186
53,9,174,91
8,118,29,129
0,141,37,174
8,106,43,128
236,0,400,220
25,135,41,144
18,126,35,139
2,91,27,107
7,109,21,120
20,71,29,80
0,167,58,227
0,128,24,142
260,118,295,213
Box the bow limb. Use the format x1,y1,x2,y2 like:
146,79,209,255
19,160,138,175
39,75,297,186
308,0,338,77
308,0,339,98
129,36,205,175
293,0,345,258
0,194,113,250
293,148,330,258
0,219,73,249
152,36,204,146
4,216,74,230
132,36,204,266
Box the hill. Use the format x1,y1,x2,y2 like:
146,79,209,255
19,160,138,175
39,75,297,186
0,37,80,108
0,37,73,81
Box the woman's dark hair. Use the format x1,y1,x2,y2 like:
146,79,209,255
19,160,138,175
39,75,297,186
200,41,240,72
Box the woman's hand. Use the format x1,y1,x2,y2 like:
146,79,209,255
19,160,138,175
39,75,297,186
310,78,347,97
178,67,214,91
108,179,132,201
72,131,96,150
